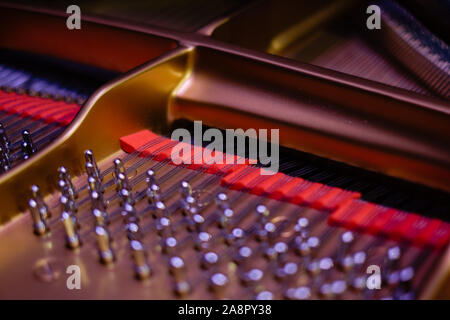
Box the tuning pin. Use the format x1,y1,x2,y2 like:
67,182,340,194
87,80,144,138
294,217,309,239
87,176,104,194
169,256,185,280
90,190,106,211
31,185,51,219
256,204,269,224
241,268,264,285
58,179,76,203
21,130,37,159
274,261,299,280
162,236,178,254
115,172,131,192
29,199,48,235
147,184,161,205
225,227,245,246
209,272,228,296
145,169,156,186
92,208,108,226
306,236,320,257
195,231,212,251
85,150,101,181
201,251,219,269
383,246,401,282
218,207,234,229
61,211,81,249
60,194,77,215
234,246,253,265
126,221,143,241
179,181,192,198
153,201,166,218
337,231,354,268
256,221,276,242
394,267,415,298
119,188,135,206
113,158,126,177
130,240,151,279
180,195,196,216
85,162,102,187
285,286,311,300
121,203,138,224
156,216,172,237
95,226,115,264
173,281,191,297
256,291,274,300
186,208,205,232
0,122,11,150
216,193,229,210
0,146,11,172
58,166,76,197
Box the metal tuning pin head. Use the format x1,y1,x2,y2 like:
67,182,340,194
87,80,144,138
153,201,166,218
209,272,228,296
225,227,245,246
60,194,77,215
113,158,126,177
180,195,196,216
242,268,264,285
119,188,135,206
187,208,205,232
337,231,354,268
162,236,178,254
169,256,185,280
61,211,81,249
0,145,11,172
256,204,270,223
383,246,401,281
58,179,76,203
215,192,229,210
256,221,276,242
29,199,48,235
195,231,212,251
115,172,131,192
95,226,115,264
179,181,192,198
145,169,156,186
173,281,191,297
92,208,108,227
58,166,75,191
294,217,309,239
121,203,138,224
31,184,51,219
85,150,101,180
156,216,172,237
90,190,106,211
130,240,151,280
306,236,321,258
87,176,104,194
146,183,161,205
0,122,11,150
218,207,234,229
21,130,37,159
254,204,271,241
85,162,102,187
201,251,219,269
126,221,142,241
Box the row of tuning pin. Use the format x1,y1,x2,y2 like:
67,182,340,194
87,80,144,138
28,149,415,298
29,150,154,279
0,84,86,104
1,123,37,172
